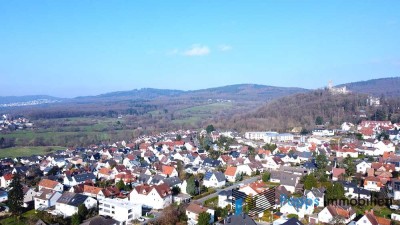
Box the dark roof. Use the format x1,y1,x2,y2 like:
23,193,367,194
80,216,118,225
281,218,304,225
163,177,182,187
57,192,88,207
204,171,225,182
202,158,221,167
74,173,96,182
220,214,256,225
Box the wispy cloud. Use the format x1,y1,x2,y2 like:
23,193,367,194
183,44,210,56
218,44,233,52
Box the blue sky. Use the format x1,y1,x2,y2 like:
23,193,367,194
1,1,399,97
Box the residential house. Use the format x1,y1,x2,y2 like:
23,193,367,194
82,185,106,199
218,190,233,208
161,165,178,177
129,183,172,210
304,188,325,208
99,198,142,224
23,186,37,207
203,171,226,188
63,172,96,187
355,210,391,225
318,205,356,224
225,166,238,182
357,161,371,174
364,177,383,192
279,200,314,219
0,173,13,188
38,179,63,192
186,203,215,225
55,192,97,218
34,189,62,210
237,164,252,176
332,168,346,181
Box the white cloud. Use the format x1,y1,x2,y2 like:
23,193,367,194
218,44,232,52
183,44,210,56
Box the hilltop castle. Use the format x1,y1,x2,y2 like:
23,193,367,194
327,81,350,95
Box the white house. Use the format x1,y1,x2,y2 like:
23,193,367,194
355,210,391,225
82,185,106,199
99,198,142,225
224,166,238,183
356,161,371,174
0,174,13,188
203,171,226,188
129,184,172,210
186,203,215,225
374,140,395,155
23,186,37,207
38,179,64,192
218,190,232,208
237,164,252,176
34,189,62,210
63,173,96,187
279,201,314,219
318,205,356,224
304,188,324,208
55,192,97,218
312,129,335,136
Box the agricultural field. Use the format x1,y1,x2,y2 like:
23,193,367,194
0,146,63,158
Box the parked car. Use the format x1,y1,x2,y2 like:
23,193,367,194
138,217,146,222
390,205,399,210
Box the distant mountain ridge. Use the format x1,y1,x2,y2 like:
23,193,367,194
0,95,63,105
73,84,309,102
1,77,399,106
337,77,400,97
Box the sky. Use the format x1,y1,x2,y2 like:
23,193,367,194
0,1,399,98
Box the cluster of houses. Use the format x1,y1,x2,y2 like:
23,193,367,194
0,120,399,224
0,114,33,131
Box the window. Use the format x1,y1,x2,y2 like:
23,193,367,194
128,209,132,213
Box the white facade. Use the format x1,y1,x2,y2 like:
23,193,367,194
203,174,225,188
34,191,62,210
56,196,97,218
356,161,371,174
312,129,335,136
279,202,314,219
99,198,142,225
129,187,172,210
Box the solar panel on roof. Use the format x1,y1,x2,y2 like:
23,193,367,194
204,172,213,180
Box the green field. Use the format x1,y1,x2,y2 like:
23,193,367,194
172,102,234,126
0,146,64,158
176,102,233,114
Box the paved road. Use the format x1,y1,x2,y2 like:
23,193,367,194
195,176,261,203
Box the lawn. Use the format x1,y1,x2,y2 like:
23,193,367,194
0,146,64,158
0,209,38,225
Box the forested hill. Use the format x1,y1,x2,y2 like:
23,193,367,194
216,89,400,132
338,77,400,97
